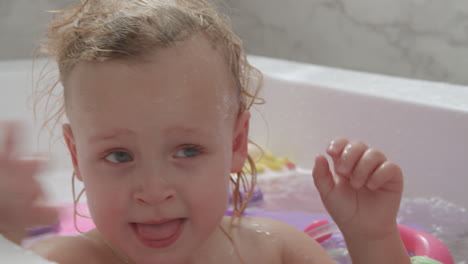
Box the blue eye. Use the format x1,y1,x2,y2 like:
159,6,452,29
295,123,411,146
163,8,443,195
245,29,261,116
175,147,202,158
105,151,133,163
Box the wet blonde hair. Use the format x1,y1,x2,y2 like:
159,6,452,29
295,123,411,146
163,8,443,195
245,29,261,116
37,0,263,218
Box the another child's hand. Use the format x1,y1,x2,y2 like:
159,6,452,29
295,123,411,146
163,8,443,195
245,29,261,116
313,137,403,240
0,122,58,244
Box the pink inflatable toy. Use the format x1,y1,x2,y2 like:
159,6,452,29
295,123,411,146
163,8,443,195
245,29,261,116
305,219,454,264
398,224,454,264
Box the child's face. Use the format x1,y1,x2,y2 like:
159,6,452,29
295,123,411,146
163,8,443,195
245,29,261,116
63,35,250,263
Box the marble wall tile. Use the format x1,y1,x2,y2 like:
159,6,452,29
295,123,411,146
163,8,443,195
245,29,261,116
227,0,468,86
1,0,468,85
0,0,70,60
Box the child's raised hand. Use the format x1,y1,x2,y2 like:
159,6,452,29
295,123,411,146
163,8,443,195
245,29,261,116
313,137,404,240
0,122,58,244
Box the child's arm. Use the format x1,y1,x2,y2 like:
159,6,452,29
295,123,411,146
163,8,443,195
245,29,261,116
0,122,58,245
313,137,411,264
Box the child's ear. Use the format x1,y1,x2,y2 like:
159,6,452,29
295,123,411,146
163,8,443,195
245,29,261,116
231,111,251,173
63,124,82,181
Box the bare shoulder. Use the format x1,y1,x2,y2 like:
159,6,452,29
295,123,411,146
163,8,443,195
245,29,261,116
28,234,102,264
227,216,334,264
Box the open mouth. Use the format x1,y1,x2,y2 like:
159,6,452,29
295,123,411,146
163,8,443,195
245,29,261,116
131,218,186,249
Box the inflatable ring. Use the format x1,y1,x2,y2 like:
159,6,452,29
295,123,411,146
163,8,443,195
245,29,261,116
304,219,454,264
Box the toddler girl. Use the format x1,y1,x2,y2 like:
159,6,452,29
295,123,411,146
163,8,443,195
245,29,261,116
0,1,410,263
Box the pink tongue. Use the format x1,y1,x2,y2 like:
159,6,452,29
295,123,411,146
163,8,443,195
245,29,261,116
135,220,181,240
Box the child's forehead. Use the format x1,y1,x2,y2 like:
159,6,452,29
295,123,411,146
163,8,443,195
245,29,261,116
64,35,240,131
65,34,238,111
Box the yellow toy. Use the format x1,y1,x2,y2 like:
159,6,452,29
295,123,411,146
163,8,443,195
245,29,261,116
243,144,296,174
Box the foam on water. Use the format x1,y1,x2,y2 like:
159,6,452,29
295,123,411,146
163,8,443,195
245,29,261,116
398,198,468,264
253,171,468,263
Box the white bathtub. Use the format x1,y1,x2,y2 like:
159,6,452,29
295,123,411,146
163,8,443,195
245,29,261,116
1,56,468,209
247,56,468,209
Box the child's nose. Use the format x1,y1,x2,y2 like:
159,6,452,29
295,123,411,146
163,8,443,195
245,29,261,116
133,174,176,205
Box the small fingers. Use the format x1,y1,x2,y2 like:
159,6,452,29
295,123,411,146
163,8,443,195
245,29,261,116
326,138,403,194
312,154,335,200
1,122,20,160
27,205,60,228
334,141,368,177
9,177,43,205
366,161,403,192
351,149,387,189
20,156,48,174
8,158,46,181
326,137,348,157
13,185,57,228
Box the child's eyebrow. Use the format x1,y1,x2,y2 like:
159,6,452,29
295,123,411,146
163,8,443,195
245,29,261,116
163,126,208,137
87,126,208,143
88,129,136,143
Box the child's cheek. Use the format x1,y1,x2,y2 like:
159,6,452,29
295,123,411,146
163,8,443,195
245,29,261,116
84,174,130,225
